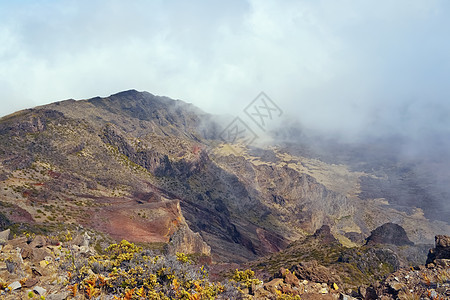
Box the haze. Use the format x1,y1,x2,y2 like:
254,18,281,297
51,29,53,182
1,0,449,141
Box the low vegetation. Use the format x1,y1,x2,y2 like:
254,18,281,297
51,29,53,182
61,239,241,299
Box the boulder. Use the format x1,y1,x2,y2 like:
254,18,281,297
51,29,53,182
33,286,47,295
8,281,22,291
30,235,47,248
73,232,91,247
254,287,271,299
0,228,10,245
21,245,34,259
22,278,39,288
264,278,284,294
33,247,50,261
426,235,450,264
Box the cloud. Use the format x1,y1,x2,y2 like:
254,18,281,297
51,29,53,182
0,0,449,141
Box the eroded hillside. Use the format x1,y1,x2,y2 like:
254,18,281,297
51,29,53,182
0,90,448,264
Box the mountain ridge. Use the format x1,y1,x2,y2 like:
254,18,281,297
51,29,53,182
0,90,449,264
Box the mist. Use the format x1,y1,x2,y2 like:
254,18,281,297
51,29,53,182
1,1,449,219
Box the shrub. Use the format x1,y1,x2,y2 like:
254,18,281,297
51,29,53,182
231,269,262,288
61,240,229,299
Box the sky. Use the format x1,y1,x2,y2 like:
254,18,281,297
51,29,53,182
1,0,450,141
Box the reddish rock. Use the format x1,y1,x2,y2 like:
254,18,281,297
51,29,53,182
281,283,297,295
21,246,34,259
22,277,39,288
264,278,284,294
285,271,300,287
278,268,300,287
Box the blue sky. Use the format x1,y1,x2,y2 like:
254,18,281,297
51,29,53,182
1,0,449,140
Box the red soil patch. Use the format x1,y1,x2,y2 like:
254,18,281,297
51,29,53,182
256,228,288,253
87,197,184,243
8,204,35,223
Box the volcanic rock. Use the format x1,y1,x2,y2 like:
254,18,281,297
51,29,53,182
30,235,47,248
290,260,341,284
0,229,10,245
8,281,21,291
365,223,413,246
313,225,337,244
426,234,450,264
165,225,211,256
22,278,38,288
33,286,47,295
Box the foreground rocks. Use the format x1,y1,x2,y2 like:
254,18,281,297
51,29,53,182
239,267,345,300
246,232,449,299
0,228,448,299
0,231,83,299
371,234,449,299
427,235,450,264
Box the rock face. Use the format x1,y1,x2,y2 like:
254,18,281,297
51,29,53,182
426,234,450,264
365,223,414,246
434,235,450,258
165,225,211,256
339,247,400,275
0,213,12,231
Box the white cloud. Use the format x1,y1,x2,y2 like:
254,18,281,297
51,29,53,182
0,0,449,141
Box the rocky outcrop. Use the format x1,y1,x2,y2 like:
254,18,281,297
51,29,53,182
426,234,450,264
290,261,341,285
237,267,349,300
100,123,208,178
365,223,413,246
0,109,64,136
313,225,337,244
0,229,10,245
165,225,211,256
339,247,400,276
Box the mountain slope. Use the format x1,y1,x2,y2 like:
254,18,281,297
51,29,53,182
0,90,448,263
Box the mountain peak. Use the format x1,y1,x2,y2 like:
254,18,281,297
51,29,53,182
110,89,141,97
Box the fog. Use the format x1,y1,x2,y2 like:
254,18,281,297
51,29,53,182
1,1,449,219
